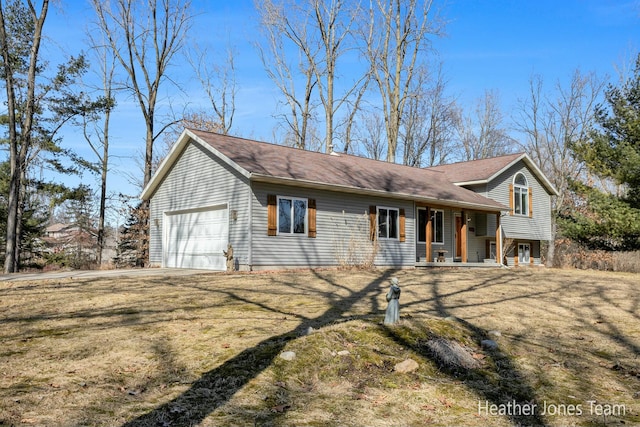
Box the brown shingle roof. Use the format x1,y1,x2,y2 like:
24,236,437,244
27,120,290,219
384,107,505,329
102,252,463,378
426,153,525,183
188,129,505,211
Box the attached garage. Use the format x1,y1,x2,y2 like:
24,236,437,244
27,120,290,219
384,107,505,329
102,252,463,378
163,205,229,270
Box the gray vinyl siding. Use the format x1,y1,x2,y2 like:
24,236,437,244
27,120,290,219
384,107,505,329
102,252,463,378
486,161,553,241
251,182,415,269
148,141,251,268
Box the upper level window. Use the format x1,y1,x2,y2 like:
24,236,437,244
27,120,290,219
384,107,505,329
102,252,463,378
278,196,307,234
513,173,529,216
378,207,399,239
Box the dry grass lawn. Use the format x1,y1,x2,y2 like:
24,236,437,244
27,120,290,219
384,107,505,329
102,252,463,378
1,267,639,426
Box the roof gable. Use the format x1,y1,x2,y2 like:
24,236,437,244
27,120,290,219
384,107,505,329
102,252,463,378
427,153,559,196
141,129,507,211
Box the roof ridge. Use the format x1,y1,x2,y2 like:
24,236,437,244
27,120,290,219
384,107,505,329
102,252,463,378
188,128,447,175
427,152,525,169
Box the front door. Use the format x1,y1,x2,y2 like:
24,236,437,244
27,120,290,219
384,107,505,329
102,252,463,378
455,214,462,258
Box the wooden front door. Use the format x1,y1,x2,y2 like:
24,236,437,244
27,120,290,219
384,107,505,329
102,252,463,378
455,214,462,258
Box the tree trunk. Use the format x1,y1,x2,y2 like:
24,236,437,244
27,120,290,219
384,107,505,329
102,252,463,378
97,134,109,265
1,0,49,273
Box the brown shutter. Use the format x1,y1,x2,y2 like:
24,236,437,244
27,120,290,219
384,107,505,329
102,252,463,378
267,195,277,236
399,208,406,242
509,184,514,215
369,205,377,241
528,187,533,218
308,199,316,238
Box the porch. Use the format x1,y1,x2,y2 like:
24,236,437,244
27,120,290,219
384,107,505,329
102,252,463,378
415,260,502,268
416,205,503,266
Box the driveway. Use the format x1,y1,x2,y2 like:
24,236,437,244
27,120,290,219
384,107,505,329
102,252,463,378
0,267,217,282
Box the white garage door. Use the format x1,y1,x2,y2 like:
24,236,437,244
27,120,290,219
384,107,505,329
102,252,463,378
164,205,228,270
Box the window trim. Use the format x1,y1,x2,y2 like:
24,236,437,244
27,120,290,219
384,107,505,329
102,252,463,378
518,242,531,263
276,196,308,236
417,208,444,245
513,173,529,216
377,206,400,240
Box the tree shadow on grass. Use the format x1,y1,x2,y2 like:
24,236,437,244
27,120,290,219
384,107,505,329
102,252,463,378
382,273,549,427
121,270,394,426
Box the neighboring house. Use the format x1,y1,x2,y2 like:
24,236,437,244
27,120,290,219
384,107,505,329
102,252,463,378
43,223,116,265
43,223,96,257
141,129,558,271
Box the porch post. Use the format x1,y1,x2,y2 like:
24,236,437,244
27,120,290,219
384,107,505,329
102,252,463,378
461,210,468,263
495,213,501,265
425,207,432,262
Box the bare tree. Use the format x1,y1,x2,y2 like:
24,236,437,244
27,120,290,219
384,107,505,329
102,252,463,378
256,0,317,149
91,0,192,190
187,41,236,134
401,64,457,167
353,110,386,160
513,70,606,264
83,32,117,266
256,0,365,153
363,0,444,163
454,89,515,161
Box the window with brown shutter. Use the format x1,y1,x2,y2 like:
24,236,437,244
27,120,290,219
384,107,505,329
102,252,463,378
308,199,316,238
399,208,406,242
528,188,533,217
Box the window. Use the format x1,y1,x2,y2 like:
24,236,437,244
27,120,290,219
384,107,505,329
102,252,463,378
417,208,444,244
518,243,530,263
513,173,529,216
277,196,307,235
378,207,399,239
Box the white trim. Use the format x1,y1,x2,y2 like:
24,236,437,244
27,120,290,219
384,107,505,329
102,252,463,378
276,195,308,236
141,129,251,200
376,206,400,240
449,153,559,196
513,172,529,216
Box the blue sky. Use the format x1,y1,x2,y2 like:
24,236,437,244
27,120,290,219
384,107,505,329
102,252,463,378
30,0,640,222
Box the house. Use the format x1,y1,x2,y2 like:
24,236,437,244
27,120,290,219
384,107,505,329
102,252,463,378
140,129,558,271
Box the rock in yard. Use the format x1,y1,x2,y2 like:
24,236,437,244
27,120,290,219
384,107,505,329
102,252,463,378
425,338,479,370
279,351,296,361
394,358,419,373
481,339,498,350
488,330,502,338
337,350,350,356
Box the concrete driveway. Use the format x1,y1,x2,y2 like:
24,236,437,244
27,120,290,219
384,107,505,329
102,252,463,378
0,268,217,282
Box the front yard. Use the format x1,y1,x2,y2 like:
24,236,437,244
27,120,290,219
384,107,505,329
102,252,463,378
1,267,639,426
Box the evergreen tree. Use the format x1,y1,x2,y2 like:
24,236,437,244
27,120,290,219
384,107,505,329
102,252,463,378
568,53,640,250
113,202,148,268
